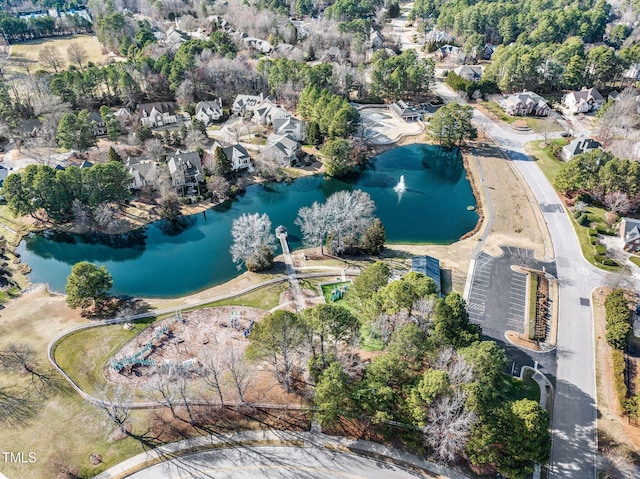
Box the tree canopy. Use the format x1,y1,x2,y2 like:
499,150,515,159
65,261,113,310
429,102,477,148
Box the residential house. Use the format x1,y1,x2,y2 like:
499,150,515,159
232,94,269,115
89,111,106,136
482,44,496,60
195,100,223,124
624,63,640,81
114,107,133,128
562,87,604,114
166,151,203,195
322,46,342,62
254,101,290,126
273,117,305,142
388,100,423,122
435,44,461,61
138,102,178,128
272,43,304,60
424,30,453,44
562,136,601,161
454,65,483,82
243,37,272,53
264,133,299,165
370,30,384,49
619,217,640,252
211,141,253,172
502,91,550,116
125,157,158,190
411,255,441,295
79,160,93,169
165,28,190,49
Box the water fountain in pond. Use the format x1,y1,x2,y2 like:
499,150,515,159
393,175,406,193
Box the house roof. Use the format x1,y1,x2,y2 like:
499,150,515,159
167,151,201,168
138,102,176,117
273,116,303,133
566,87,604,104
454,65,483,80
388,100,421,118
562,136,601,158
411,255,441,293
505,91,548,108
196,100,222,114
266,133,299,158
114,107,131,118
79,160,93,168
622,218,640,243
233,94,264,111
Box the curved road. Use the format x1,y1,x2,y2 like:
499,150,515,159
127,446,427,479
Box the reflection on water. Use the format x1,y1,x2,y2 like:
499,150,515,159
17,144,478,298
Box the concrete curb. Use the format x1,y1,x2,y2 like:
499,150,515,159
93,430,474,479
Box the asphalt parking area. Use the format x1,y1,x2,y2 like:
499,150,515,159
468,246,555,337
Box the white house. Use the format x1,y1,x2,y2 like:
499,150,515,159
273,117,305,142
253,101,290,125
243,37,272,53
562,88,604,114
138,102,178,128
195,100,223,124
211,142,253,172
388,100,423,122
232,94,271,115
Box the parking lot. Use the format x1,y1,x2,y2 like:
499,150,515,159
467,246,557,378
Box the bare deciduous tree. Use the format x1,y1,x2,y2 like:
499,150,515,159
93,203,120,232
603,191,632,216
95,386,133,437
223,346,253,403
39,46,63,73
201,352,225,406
424,390,476,463
67,43,88,69
229,212,276,268
0,343,62,396
185,129,207,151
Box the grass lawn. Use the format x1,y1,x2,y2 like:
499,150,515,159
360,323,385,351
523,139,568,184
502,369,540,403
7,34,111,74
195,280,291,311
571,205,619,272
480,101,563,133
53,317,158,395
321,281,356,309
630,256,640,268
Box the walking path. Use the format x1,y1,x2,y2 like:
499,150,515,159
95,429,473,479
276,226,305,311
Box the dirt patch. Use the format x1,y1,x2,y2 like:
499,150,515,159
593,288,640,452
106,307,266,386
505,331,542,351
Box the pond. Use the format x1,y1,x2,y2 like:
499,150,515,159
17,144,478,298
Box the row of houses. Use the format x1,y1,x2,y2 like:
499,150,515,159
499,87,606,118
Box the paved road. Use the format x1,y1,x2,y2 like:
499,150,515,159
453,84,610,478
127,446,429,479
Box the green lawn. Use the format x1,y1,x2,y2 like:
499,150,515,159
502,370,540,403
523,139,568,184
197,281,291,311
321,281,357,310
571,205,619,272
480,101,563,132
53,317,158,395
360,323,385,351
630,256,640,268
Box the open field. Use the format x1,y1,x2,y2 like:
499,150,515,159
4,35,111,74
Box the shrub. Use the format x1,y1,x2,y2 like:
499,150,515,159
589,237,599,246
612,349,628,411
577,213,590,226
595,245,607,255
573,210,581,219
588,228,598,236
597,225,615,236
602,258,618,266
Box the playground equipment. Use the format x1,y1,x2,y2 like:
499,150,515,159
154,325,169,339
330,283,350,302
111,341,156,372
243,320,255,338
230,310,240,330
